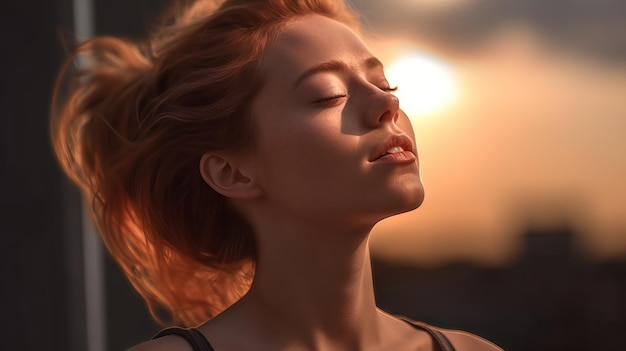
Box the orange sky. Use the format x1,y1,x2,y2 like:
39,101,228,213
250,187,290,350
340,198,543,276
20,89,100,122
367,25,626,266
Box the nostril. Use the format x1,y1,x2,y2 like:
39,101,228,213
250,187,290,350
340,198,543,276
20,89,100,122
369,89,401,126
378,111,385,122
378,110,396,123
379,95,400,122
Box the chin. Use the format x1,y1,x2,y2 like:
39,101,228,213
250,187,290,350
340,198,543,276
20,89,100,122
396,174,425,208
399,184,425,212
394,168,424,205
376,182,425,222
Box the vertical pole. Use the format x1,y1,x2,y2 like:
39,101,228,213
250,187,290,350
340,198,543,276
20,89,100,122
73,1,107,351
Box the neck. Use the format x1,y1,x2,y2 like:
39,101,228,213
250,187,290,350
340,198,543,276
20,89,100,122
240,220,383,349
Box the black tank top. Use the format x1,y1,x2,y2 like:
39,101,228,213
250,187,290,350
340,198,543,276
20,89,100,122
152,319,456,351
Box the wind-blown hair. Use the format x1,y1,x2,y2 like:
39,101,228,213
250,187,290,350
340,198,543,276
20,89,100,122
51,0,358,326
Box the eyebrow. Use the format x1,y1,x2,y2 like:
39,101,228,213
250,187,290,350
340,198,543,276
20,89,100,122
293,56,384,88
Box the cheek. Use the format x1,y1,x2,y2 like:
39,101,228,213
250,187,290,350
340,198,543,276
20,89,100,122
253,116,364,203
257,120,358,180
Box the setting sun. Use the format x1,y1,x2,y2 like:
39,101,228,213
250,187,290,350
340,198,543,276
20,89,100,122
387,52,458,118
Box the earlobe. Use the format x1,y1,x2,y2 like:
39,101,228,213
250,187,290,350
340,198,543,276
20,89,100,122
199,153,263,199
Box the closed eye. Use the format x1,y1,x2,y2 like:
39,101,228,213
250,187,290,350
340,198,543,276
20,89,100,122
312,86,396,105
313,93,348,104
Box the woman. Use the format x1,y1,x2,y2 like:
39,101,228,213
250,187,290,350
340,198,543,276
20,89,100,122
51,0,504,350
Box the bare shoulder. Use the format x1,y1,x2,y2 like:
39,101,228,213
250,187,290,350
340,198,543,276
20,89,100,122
437,327,505,351
126,335,194,351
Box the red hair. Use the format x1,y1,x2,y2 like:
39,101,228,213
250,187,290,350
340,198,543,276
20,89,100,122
51,0,358,326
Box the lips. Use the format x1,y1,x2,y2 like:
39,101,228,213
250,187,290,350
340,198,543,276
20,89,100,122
369,135,416,162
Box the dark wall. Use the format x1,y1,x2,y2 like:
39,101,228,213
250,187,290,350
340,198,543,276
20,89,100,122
0,0,85,350
95,0,170,39
0,0,167,350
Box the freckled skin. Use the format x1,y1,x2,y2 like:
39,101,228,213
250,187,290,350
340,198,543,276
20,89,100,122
248,15,424,229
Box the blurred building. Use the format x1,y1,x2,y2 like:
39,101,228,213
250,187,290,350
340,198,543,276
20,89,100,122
374,227,626,351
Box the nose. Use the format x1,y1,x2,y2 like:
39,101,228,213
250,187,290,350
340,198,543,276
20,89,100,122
365,90,400,128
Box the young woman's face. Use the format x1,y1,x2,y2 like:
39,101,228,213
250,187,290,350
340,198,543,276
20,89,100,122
248,15,424,228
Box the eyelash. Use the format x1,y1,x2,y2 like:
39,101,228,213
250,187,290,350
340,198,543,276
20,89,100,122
314,86,398,104
314,94,347,104
384,86,399,92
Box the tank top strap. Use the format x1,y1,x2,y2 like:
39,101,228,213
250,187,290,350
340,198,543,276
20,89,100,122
152,327,215,351
400,318,457,351
152,320,455,351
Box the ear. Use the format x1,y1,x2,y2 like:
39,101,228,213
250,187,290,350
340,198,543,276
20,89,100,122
199,152,263,199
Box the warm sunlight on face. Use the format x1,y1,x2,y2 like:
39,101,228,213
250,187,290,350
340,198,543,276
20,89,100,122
386,52,457,118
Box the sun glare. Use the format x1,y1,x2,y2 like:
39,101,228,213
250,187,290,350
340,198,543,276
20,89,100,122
386,52,458,118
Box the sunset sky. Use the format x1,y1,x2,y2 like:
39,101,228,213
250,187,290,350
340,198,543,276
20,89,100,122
354,0,626,265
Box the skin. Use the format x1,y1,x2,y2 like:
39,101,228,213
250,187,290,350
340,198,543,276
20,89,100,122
130,15,503,351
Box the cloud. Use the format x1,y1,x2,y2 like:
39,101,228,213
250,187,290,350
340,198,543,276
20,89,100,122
355,0,626,63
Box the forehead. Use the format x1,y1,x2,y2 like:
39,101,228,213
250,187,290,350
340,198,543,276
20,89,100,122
260,15,373,82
